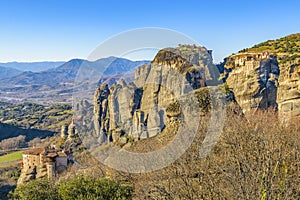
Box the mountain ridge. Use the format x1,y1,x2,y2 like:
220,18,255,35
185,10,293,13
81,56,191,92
0,61,65,72
0,57,150,86
0,66,22,79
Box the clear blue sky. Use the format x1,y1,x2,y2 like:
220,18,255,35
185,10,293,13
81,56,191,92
1,0,300,63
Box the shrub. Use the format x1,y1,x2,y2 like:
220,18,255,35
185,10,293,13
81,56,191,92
166,101,180,113
11,176,132,200
135,110,300,199
58,176,132,200
195,88,211,115
11,178,59,200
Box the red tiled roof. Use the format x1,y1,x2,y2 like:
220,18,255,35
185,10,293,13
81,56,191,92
23,147,45,155
23,147,68,158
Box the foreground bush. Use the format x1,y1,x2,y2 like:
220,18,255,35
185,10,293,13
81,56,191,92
10,176,132,200
11,178,59,200
58,176,132,200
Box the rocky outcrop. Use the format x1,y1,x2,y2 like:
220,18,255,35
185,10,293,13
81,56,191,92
224,51,300,121
60,121,76,140
224,52,280,113
94,84,110,142
60,125,68,138
134,64,151,88
277,56,300,121
92,45,219,142
67,121,76,139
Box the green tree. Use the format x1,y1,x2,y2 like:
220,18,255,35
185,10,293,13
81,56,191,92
11,178,59,200
58,176,132,200
11,176,132,200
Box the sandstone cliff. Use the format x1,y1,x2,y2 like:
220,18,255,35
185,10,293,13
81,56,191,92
224,33,300,121
277,56,300,121
92,45,220,143
224,52,279,113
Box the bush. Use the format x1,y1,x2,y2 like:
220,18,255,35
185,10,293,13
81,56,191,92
11,176,132,200
195,88,211,114
58,176,132,200
28,137,42,147
166,101,180,113
11,178,59,200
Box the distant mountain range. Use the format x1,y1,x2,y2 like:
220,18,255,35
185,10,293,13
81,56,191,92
0,57,150,86
0,57,150,104
0,61,65,72
0,66,22,79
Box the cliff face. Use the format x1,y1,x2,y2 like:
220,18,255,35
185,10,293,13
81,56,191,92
277,56,300,121
93,45,219,142
224,52,280,113
224,51,300,121
225,33,300,121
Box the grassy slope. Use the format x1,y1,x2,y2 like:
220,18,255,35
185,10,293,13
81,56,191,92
239,33,300,54
0,151,23,164
236,33,300,65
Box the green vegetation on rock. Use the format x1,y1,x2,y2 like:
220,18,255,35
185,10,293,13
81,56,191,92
195,88,211,115
166,101,180,114
238,33,300,64
239,33,300,54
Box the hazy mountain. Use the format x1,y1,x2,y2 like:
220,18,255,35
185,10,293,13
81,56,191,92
0,66,22,79
0,57,150,86
0,61,65,72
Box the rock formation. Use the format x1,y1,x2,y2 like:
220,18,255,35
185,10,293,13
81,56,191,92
94,84,110,142
224,52,279,113
224,51,300,121
60,125,68,138
60,121,77,140
67,121,76,140
277,56,300,121
92,45,219,142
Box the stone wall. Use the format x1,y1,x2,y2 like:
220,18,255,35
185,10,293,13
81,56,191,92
18,148,68,184
22,154,41,171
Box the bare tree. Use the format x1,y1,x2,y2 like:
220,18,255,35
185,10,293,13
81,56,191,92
28,137,42,148
129,110,300,200
0,135,26,150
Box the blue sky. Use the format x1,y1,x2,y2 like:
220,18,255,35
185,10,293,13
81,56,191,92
0,0,300,63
